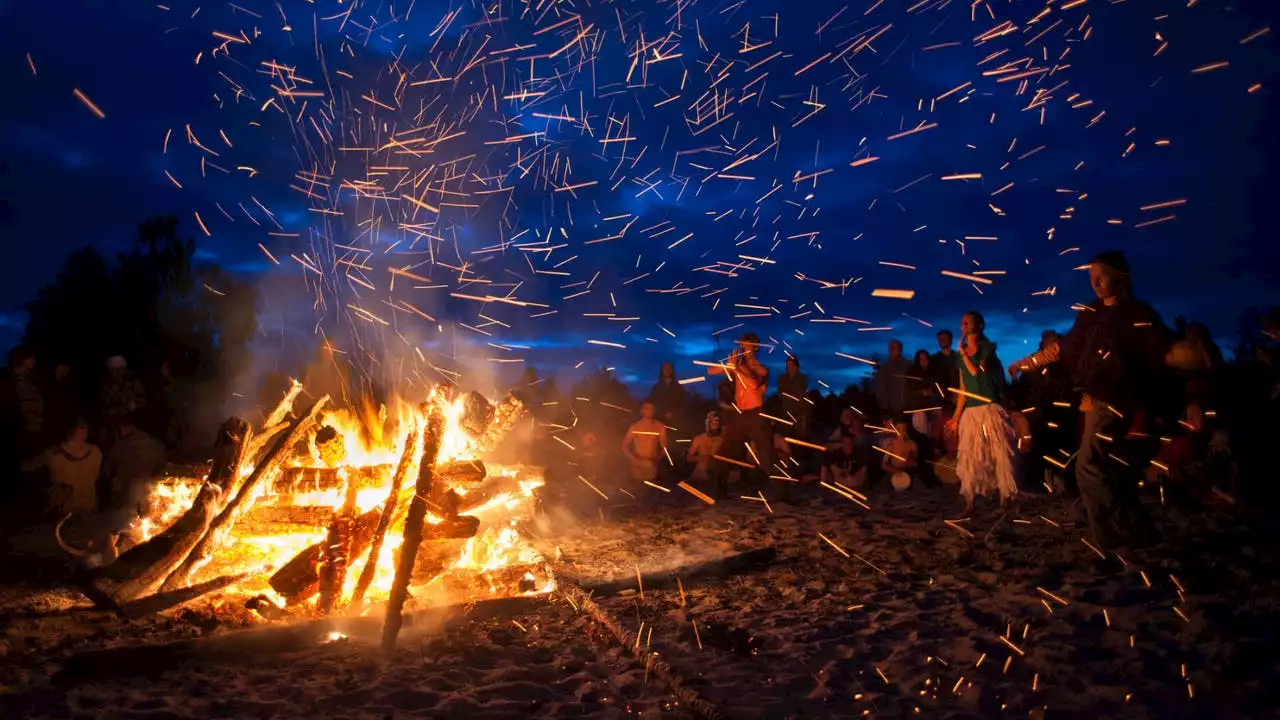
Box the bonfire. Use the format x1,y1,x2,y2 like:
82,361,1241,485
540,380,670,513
59,381,554,647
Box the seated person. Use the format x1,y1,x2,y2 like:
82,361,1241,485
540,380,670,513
687,411,724,482
880,417,919,489
103,415,166,517
822,434,867,489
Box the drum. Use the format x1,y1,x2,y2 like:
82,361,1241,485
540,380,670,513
891,471,912,492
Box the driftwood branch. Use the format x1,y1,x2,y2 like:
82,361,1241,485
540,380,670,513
382,405,446,653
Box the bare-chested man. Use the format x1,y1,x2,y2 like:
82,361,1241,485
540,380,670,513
622,401,668,483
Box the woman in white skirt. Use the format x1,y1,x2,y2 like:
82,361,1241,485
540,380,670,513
944,331,1018,514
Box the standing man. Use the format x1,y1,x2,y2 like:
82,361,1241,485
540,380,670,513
777,355,810,441
932,330,957,394
708,332,779,500
874,340,911,418
1011,251,1169,550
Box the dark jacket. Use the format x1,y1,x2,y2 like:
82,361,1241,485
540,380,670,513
874,356,912,416
931,351,958,393
777,371,809,417
1059,296,1172,412
648,379,686,419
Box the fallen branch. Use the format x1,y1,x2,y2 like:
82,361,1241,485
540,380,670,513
559,582,725,720
118,573,248,619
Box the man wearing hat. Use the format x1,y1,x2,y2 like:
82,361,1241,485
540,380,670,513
707,332,781,500
1012,251,1171,550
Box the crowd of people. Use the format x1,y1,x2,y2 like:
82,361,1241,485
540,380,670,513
595,250,1278,554
5,249,1278,559
0,353,170,535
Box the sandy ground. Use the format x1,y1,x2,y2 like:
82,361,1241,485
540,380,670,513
2,479,1279,719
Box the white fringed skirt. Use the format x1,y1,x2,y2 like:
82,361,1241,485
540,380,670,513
956,403,1018,503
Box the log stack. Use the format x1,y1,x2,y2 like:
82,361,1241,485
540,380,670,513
72,379,533,619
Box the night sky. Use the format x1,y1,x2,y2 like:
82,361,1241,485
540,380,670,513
1,0,1277,399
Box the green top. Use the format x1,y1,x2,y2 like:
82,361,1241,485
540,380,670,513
958,342,1002,409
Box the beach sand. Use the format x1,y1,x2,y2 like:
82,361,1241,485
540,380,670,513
3,481,1278,718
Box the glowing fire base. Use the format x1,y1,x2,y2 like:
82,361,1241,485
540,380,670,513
118,386,553,620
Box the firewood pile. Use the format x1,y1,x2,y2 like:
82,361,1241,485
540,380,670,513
65,383,552,645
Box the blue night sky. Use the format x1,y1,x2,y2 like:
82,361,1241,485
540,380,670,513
1,0,1277,398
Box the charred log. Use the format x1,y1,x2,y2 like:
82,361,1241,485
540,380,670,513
118,573,248,619
382,405,446,653
350,425,420,607
316,475,359,615
459,391,493,438
264,378,304,428
314,425,346,467
439,563,544,601
267,507,380,606
161,397,328,594
268,464,392,497
239,505,335,532
476,394,526,455
82,418,251,609
436,460,487,488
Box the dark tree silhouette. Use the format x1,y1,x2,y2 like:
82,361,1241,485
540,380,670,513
21,216,258,449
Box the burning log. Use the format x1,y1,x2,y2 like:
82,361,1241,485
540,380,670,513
314,425,346,467
475,394,526,455
316,474,359,615
459,391,493,438
269,464,392,497
382,405,446,653
240,379,304,464
81,418,251,609
439,563,543,601
350,427,420,607
239,505,335,532
160,395,329,594
267,507,381,605
118,573,249,619
264,378,303,427
436,459,487,488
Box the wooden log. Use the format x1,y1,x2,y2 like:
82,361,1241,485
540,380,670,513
314,425,346,467
458,390,493,438
268,464,392,496
264,378,303,428
239,505,334,532
350,427,420,607
410,540,459,584
118,573,248,619
266,508,380,605
52,595,544,684
316,475,359,615
239,379,301,465
82,418,251,609
476,394,526,455
160,396,329,593
439,563,542,601
382,405,446,653
436,460,487,488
